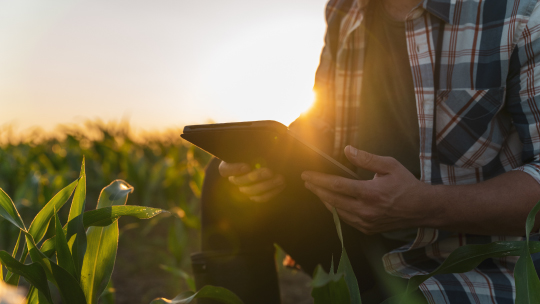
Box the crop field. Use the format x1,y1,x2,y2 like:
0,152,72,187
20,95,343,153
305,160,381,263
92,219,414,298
0,121,212,302
1,121,540,304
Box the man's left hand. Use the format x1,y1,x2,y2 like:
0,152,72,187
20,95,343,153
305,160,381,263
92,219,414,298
301,145,438,235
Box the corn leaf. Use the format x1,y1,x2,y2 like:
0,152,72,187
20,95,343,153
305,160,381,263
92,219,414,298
25,233,54,281
150,286,244,304
25,286,38,304
37,291,51,304
50,262,88,304
55,211,77,280
5,245,28,286
0,251,52,304
81,180,133,304
515,200,540,303
0,188,26,231
28,179,79,243
332,207,361,303
311,264,350,304
40,205,165,257
82,205,166,227
67,158,87,279
26,233,87,304
3,231,23,285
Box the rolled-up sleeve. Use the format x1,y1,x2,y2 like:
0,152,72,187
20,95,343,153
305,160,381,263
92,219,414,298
508,1,540,184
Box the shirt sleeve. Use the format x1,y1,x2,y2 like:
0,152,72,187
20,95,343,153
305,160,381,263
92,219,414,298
288,0,338,155
508,1,540,185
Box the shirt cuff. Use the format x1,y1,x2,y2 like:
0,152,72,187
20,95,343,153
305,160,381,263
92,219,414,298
513,162,540,185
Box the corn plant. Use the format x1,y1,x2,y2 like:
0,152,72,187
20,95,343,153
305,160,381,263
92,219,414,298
0,159,167,303
0,122,207,301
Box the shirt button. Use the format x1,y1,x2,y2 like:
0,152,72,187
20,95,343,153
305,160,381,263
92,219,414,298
417,44,421,53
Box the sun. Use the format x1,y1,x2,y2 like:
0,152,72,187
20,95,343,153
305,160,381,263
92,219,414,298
197,16,324,126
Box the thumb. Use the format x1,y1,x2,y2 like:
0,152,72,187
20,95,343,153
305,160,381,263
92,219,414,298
345,146,397,174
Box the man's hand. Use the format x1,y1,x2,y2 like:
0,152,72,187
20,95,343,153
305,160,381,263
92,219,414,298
219,161,286,203
301,146,436,235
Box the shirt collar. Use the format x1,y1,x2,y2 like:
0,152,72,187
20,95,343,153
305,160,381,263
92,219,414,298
356,0,453,24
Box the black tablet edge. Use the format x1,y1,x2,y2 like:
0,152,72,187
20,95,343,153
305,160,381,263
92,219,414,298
183,120,287,134
287,130,359,180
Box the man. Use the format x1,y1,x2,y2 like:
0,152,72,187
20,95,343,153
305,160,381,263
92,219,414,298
193,0,540,303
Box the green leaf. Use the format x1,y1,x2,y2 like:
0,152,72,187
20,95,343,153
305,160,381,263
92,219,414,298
67,158,87,279
26,233,87,304
514,200,540,303
25,233,54,281
332,207,344,247
331,208,361,304
149,286,244,304
12,230,22,259
0,188,27,231
311,265,351,304
3,231,22,285
82,205,166,228
40,205,165,257
82,223,119,304
337,249,361,304
50,262,88,304
28,179,79,243
5,245,28,286
25,286,38,304
55,211,77,280
514,251,540,303
81,180,133,304
37,291,51,304
0,251,53,304
311,264,343,288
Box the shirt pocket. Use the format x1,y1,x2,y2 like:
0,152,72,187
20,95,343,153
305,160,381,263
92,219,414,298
435,87,506,168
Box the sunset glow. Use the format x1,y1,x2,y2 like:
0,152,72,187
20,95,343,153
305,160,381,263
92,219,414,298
0,0,328,132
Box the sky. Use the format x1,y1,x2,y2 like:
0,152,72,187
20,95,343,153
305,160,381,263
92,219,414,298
0,0,328,133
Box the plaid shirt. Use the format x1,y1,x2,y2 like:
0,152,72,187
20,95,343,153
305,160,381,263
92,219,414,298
297,0,540,302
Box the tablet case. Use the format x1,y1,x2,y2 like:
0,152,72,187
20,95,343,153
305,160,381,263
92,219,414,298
181,120,359,181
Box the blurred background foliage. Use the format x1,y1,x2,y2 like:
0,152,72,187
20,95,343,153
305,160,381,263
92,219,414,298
0,120,212,303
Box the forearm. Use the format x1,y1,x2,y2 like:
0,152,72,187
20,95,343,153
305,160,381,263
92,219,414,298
424,170,540,236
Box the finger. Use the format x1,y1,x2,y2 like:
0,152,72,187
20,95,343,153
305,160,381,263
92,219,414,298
344,146,399,174
229,168,274,186
304,181,358,213
239,175,285,196
219,161,251,177
249,184,286,203
301,171,358,197
333,206,378,235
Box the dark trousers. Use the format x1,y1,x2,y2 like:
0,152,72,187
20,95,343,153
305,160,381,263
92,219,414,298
198,158,426,303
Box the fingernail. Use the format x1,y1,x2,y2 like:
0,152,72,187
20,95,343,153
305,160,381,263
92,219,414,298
348,145,358,157
241,165,250,173
301,172,308,180
228,176,234,183
304,181,311,189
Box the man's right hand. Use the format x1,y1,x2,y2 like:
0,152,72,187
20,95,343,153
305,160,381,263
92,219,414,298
218,161,286,203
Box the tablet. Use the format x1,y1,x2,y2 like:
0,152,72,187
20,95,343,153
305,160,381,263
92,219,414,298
181,120,359,181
